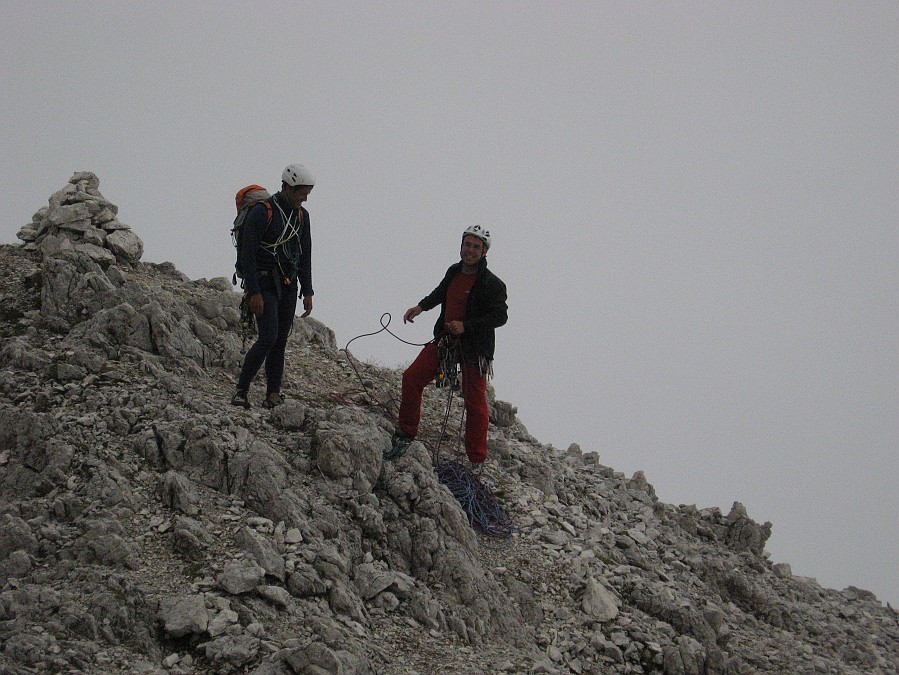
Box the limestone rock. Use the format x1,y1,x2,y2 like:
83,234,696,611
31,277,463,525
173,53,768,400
202,634,260,670
582,577,619,622
269,400,306,431
159,470,201,515
236,526,286,582
106,228,143,265
218,560,266,595
725,501,772,555
0,515,39,558
0,182,895,674
160,595,210,638
312,411,384,493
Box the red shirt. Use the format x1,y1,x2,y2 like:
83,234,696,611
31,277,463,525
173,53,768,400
444,271,477,327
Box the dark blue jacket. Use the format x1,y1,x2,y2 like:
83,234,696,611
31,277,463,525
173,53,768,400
240,192,313,297
419,258,508,361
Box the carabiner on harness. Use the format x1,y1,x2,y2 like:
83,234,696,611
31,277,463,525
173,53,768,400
436,336,462,391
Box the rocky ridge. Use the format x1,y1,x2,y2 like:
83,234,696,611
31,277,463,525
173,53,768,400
0,173,896,673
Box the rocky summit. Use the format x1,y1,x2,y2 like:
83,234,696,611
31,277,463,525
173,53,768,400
0,173,896,674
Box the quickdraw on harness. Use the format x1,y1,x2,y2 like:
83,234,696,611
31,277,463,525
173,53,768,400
239,294,257,353
432,334,464,460
431,336,495,459
435,335,461,391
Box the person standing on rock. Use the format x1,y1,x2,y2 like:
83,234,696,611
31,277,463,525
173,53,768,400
231,163,315,409
388,225,507,466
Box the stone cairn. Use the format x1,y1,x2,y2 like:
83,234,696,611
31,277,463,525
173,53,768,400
16,171,143,266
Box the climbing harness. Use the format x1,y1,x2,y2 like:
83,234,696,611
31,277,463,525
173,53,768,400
341,313,517,538
435,336,461,391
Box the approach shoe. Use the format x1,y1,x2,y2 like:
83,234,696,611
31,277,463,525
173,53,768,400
262,393,284,409
384,433,413,461
231,389,250,409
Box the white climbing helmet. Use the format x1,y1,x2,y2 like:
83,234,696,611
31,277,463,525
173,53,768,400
282,163,315,187
462,224,491,249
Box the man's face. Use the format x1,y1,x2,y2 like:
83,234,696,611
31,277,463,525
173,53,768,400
461,235,486,266
285,185,312,209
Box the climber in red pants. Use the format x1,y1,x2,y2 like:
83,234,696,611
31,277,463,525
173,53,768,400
389,225,508,465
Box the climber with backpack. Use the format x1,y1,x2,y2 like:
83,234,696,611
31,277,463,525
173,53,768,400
388,225,508,466
230,163,315,409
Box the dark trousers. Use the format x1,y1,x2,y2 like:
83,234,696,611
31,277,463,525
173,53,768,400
398,342,489,463
237,278,298,394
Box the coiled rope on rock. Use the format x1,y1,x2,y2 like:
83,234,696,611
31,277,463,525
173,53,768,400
434,460,515,538
340,313,516,538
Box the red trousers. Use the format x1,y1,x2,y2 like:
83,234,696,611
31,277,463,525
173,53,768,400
398,342,489,463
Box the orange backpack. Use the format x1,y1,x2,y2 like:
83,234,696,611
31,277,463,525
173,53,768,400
231,185,273,285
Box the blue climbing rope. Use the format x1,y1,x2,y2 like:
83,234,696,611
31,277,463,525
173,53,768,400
434,460,515,538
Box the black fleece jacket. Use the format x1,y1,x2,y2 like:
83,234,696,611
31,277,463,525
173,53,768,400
240,192,313,298
418,258,508,362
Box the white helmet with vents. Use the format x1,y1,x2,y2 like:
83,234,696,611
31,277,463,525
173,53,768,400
282,163,315,187
462,224,491,249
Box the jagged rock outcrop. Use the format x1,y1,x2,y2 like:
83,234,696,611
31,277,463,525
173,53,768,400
0,175,897,673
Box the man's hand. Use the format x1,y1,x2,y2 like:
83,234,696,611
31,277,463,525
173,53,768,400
301,295,313,317
446,320,465,335
249,293,264,316
404,305,423,323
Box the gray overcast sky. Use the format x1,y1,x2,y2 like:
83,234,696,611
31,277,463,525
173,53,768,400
2,1,896,605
